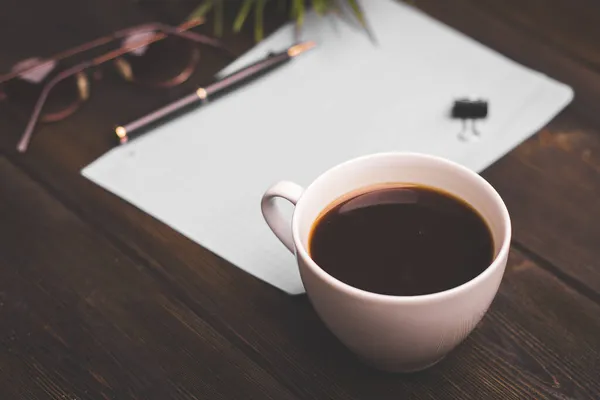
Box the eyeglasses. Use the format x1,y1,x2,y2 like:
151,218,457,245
0,19,234,153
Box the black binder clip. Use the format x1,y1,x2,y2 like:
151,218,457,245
451,98,488,141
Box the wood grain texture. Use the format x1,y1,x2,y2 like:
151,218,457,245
0,157,297,400
0,0,149,73
482,110,600,298
462,0,600,72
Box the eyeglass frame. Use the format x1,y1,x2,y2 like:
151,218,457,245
0,18,234,153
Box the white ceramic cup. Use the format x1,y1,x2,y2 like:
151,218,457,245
261,152,511,373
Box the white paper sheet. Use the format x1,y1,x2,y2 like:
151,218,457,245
82,0,573,294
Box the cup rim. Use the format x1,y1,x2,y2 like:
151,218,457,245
291,151,512,304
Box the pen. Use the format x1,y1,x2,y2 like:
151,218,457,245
114,40,316,144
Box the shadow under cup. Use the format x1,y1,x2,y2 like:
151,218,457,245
291,153,511,373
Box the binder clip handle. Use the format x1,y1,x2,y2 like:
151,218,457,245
451,98,489,141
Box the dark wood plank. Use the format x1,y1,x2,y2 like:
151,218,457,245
482,110,600,298
0,0,149,73
0,156,297,400
414,0,600,129
461,0,600,72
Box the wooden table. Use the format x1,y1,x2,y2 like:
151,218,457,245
1,1,599,398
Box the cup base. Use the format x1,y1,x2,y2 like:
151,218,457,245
359,354,447,374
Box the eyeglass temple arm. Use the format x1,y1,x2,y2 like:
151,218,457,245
16,62,92,153
150,22,236,58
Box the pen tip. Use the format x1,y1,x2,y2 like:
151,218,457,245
287,41,317,57
115,126,129,144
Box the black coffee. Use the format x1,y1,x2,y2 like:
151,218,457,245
309,184,494,296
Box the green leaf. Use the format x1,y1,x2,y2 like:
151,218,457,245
346,0,366,27
291,0,305,28
187,0,213,21
233,0,254,32
186,0,372,43
254,0,266,41
311,0,327,15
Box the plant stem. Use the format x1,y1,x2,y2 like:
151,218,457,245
254,0,266,41
233,0,255,32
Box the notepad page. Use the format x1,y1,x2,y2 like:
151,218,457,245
82,0,573,294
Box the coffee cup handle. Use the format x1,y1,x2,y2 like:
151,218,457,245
261,181,305,253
